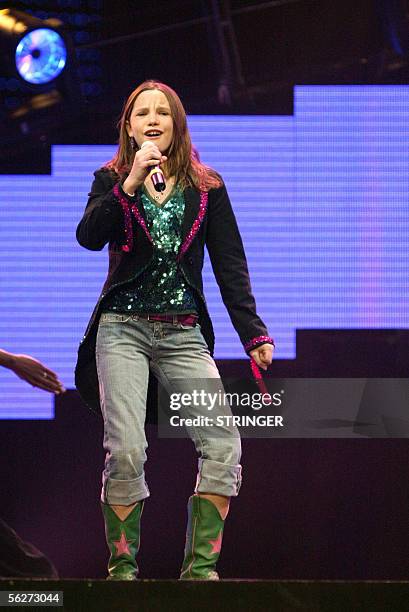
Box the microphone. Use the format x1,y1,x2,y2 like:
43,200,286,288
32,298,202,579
141,141,166,192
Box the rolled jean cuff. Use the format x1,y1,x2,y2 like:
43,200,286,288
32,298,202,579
101,473,150,505
194,458,242,497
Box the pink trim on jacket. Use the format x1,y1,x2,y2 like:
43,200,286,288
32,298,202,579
244,335,275,353
113,184,153,251
176,191,208,262
113,184,134,252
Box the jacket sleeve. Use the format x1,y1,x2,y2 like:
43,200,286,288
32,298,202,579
205,183,274,353
76,169,132,251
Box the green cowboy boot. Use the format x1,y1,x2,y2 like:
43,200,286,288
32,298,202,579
180,495,225,580
101,501,144,580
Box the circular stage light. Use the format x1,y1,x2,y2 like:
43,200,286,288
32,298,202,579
15,28,67,85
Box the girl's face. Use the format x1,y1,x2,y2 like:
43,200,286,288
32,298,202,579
126,89,174,153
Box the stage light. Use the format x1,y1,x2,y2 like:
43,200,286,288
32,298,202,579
0,8,68,86
15,28,67,85
0,8,80,174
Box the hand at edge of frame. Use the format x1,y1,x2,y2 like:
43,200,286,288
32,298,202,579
6,353,66,395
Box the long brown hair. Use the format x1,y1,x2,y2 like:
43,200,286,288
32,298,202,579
105,80,222,191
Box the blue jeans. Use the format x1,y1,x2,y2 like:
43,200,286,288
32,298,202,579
95,312,242,505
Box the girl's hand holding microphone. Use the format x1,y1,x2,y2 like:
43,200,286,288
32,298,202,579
122,142,167,195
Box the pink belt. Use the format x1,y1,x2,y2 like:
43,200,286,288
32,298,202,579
137,313,198,326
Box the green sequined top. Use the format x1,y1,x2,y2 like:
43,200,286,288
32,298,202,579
102,185,198,314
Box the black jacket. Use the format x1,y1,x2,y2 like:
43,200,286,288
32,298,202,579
75,168,273,413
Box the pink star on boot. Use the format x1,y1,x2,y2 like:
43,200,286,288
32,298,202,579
113,531,131,557
208,530,223,554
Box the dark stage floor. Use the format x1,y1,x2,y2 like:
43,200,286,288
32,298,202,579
2,578,409,612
